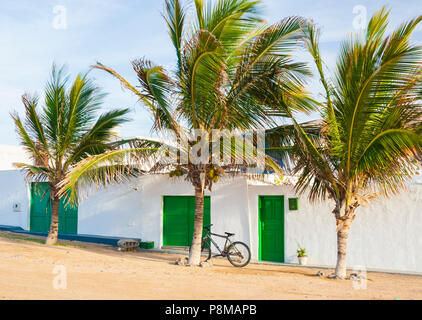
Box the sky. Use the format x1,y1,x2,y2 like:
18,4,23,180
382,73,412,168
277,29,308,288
0,0,421,146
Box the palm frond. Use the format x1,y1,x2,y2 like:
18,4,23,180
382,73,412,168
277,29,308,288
194,0,205,29
202,0,262,55
58,141,163,202
227,16,309,113
64,108,131,168
11,112,49,168
131,59,178,132
163,0,186,71
13,162,50,182
60,73,106,157
290,7,422,204
179,29,225,129
302,21,341,150
21,94,52,160
92,62,157,112
43,64,68,151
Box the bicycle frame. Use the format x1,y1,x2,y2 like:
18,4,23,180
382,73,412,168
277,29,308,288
202,229,233,258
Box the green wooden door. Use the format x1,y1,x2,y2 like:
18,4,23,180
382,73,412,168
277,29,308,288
259,196,284,262
30,183,51,233
163,196,211,247
58,194,78,234
30,182,78,234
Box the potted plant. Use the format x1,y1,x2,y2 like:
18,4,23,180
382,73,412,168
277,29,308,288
297,245,308,265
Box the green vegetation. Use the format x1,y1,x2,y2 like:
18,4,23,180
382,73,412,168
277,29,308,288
285,7,422,278
59,0,315,266
12,65,130,246
0,232,45,245
297,246,307,257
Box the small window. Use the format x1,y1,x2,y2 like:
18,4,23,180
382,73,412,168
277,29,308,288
289,198,299,211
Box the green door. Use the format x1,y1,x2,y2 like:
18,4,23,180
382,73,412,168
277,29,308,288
30,183,51,233
58,194,78,234
163,196,211,247
30,182,78,234
259,196,284,262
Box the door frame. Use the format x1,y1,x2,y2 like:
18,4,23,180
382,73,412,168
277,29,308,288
258,195,285,262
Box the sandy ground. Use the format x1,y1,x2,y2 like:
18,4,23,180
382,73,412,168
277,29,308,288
0,232,421,300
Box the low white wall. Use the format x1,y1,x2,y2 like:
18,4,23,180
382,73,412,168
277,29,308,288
0,170,29,229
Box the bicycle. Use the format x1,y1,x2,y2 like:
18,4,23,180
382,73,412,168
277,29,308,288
190,224,251,267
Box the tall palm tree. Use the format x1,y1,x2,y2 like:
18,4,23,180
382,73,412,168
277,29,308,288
59,0,315,265
283,8,422,278
11,65,130,245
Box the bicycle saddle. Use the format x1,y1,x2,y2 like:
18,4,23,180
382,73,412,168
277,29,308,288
225,232,235,237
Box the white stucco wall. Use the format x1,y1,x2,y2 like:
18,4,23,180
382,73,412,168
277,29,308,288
0,145,31,170
0,168,421,273
0,170,30,229
347,185,422,272
0,145,32,229
77,175,250,249
77,181,144,239
77,174,422,272
247,179,422,273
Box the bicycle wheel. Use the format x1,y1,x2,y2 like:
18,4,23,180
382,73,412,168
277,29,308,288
226,241,251,267
189,240,211,262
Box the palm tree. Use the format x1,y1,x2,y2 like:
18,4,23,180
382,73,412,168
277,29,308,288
59,0,315,265
283,8,422,278
11,65,130,245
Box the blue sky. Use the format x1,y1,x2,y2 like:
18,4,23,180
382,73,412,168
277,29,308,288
0,0,421,145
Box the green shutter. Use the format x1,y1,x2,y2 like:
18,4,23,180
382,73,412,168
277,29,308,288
288,198,299,211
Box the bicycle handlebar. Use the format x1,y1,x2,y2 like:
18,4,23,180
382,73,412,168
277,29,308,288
203,224,213,230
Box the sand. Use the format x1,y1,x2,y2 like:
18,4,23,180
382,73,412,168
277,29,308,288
0,232,421,300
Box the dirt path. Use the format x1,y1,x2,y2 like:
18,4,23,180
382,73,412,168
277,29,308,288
0,233,421,300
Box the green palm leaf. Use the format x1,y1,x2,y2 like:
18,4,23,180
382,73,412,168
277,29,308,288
12,64,130,245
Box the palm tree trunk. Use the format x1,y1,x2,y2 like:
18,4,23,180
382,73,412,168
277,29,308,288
46,197,60,246
334,216,354,279
188,185,205,266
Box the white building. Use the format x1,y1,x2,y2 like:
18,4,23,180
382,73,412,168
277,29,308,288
0,145,421,273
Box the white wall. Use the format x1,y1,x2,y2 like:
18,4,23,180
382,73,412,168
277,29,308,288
0,145,32,229
77,181,144,238
0,168,421,273
248,181,338,264
348,185,422,272
0,170,29,229
0,145,31,170
247,179,422,273
77,175,250,249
